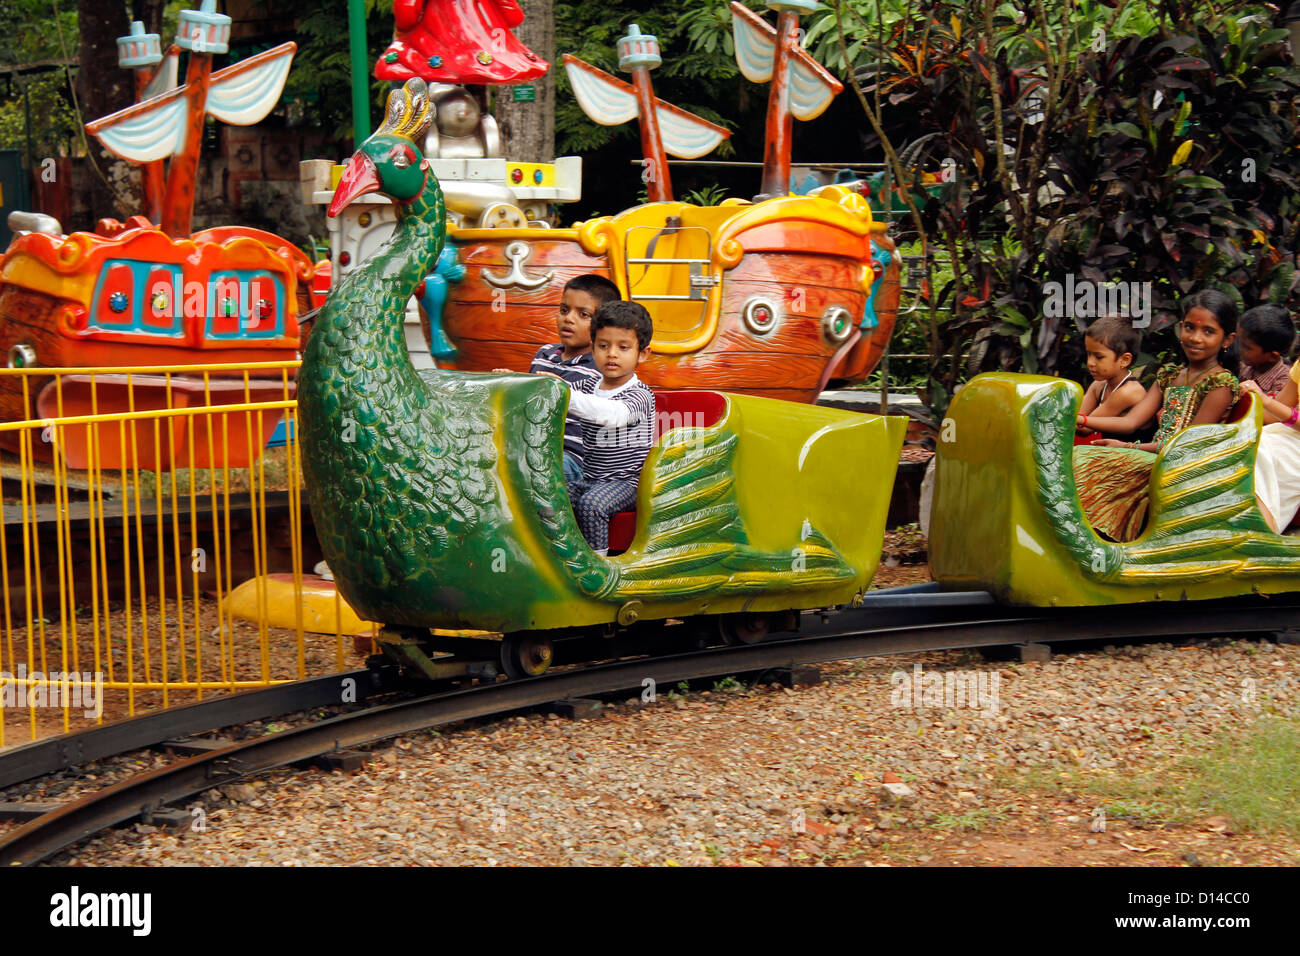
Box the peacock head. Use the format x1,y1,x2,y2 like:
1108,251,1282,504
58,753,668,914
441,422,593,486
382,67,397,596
328,79,435,217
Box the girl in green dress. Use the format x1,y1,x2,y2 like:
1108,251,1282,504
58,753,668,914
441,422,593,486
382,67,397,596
1071,292,1240,541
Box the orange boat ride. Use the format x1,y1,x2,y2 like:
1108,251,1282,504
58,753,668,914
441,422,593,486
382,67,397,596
0,5,312,469
429,4,901,403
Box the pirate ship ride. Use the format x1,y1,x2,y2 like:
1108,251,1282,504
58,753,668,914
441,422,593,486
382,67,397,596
0,1,313,468
429,1,901,402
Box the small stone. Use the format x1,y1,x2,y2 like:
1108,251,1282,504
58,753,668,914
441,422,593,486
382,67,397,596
878,782,917,807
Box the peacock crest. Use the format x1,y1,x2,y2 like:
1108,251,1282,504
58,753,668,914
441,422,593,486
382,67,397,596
378,78,434,142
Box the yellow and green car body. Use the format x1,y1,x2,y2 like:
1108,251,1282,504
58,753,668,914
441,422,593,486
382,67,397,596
308,369,906,635
930,372,1300,606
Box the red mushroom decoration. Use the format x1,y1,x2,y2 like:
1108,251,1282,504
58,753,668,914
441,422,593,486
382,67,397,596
374,0,549,84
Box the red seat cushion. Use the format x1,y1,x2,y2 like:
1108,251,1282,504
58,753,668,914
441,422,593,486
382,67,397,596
603,390,728,553
608,511,638,553
651,390,727,439
1226,393,1256,424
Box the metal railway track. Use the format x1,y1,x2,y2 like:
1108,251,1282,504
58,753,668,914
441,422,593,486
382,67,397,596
1,586,1297,866
0,667,396,790
0,586,986,791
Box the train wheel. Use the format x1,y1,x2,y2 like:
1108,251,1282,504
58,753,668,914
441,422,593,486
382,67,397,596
499,634,554,679
719,612,769,646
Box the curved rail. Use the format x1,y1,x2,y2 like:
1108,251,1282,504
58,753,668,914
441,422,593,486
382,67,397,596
3,589,1298,866
0,667,396,790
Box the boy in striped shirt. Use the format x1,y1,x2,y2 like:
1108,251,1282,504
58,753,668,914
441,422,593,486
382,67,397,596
500,274,621,482
563,301,656,555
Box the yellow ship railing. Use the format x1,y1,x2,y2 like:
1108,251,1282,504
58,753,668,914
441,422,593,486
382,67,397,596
0,362,369,746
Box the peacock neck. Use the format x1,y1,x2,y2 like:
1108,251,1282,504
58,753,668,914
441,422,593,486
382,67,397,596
309,171,445,385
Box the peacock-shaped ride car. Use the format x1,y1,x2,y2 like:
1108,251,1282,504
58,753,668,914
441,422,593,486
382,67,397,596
300,80,905,678
929,372,1300,605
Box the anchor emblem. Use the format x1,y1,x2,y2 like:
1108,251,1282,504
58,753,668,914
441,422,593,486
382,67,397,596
482,241,555,291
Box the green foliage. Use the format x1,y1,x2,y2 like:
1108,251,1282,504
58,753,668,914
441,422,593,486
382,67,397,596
0,0,81,159
281,0,397,148
0,73,80,159
681,182,728,206
0,0,79,67
825,0,1300,416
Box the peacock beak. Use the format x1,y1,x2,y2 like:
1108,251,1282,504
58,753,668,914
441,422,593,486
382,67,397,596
328,152,381,217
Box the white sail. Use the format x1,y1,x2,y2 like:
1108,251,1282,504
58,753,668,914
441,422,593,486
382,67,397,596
86,41,295,162
732,5,776,83
788,58,839,121
657,109,728,159
206,42,296,125
563,54,729,159
730,2,842,121
85,91,190,162
564,56,638,126
141,48,179,100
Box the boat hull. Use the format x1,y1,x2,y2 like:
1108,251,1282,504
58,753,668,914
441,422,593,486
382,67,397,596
437,191,900,402
0,224,309,466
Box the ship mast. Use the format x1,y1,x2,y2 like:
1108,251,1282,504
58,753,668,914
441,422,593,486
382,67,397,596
761,2,811,197
730,1,842,198
86,3,295,240
161,0,230,236
116,22,176,224
619,25,672,203
564,29,730,204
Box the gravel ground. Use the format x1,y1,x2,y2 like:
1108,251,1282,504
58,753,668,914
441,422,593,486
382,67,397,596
54,637,1300,867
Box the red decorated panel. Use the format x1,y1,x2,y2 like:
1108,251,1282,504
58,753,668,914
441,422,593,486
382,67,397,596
144,266,179,330
97,263,135,327
245,274,280,333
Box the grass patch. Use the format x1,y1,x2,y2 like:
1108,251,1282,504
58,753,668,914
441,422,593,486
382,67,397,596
1179,714,1300,836
1002,713,1300,837
930,808,1007,831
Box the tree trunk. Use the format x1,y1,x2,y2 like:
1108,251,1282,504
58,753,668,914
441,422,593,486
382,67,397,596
493,0,555,162
76,0,135,223
131,0,165,36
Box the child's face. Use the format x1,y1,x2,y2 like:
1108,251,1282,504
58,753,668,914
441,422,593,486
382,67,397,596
1180,307,1234,364
557,290,600,351
1237,331,1278,369
593,325,650,386
1084,336,1131,381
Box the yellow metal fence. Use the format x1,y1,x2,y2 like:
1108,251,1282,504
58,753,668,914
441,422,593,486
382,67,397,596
0,362,363,746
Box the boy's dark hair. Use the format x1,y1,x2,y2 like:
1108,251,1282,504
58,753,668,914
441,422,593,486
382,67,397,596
593,300,654,351
1084,315,1140,360
563,274,622,309
1239,304,1296,356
